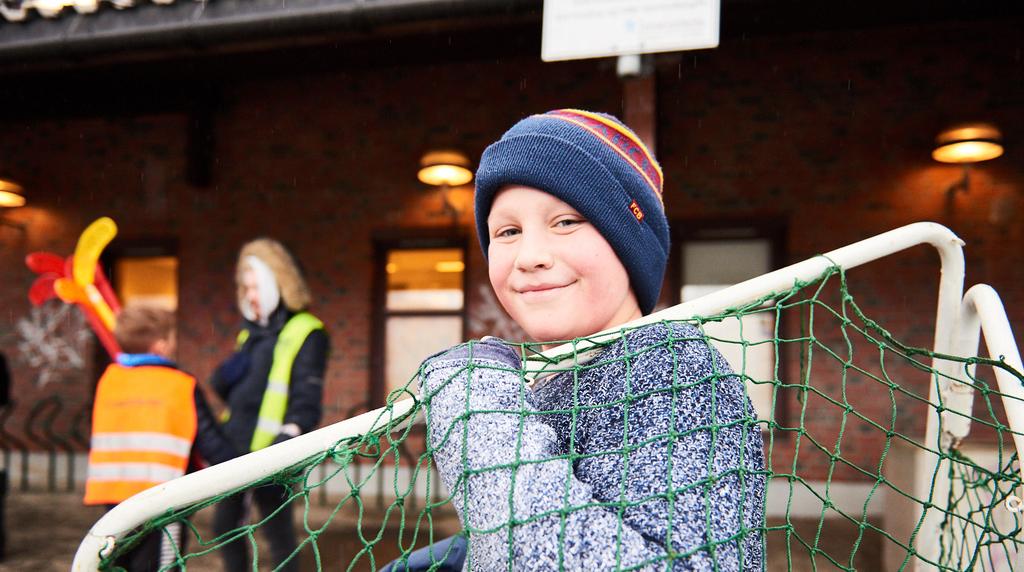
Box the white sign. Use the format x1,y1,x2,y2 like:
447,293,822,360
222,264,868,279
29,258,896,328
542,0,720,62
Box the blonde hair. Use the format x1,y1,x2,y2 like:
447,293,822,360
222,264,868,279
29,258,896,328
236,238,311,311
114,303,175,355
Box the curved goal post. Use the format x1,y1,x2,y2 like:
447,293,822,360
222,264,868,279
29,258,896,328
73,222,1024,571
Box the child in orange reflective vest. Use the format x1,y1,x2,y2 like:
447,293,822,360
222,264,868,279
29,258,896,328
85,303,237,572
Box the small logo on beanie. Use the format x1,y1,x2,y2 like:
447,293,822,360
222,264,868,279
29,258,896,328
629,200,644,222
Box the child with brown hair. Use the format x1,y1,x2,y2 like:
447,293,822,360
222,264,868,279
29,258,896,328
84,303,236,571
406,110,766,571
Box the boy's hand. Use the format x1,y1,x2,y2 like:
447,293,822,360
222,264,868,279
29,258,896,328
417,338,522,401
271,423,302,446
431,336,522,370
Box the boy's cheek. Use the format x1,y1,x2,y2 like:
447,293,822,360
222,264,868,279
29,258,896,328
486,255,513,291
490,283,515,317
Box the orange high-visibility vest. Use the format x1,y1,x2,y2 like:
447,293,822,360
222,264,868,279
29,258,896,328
84,364,197,506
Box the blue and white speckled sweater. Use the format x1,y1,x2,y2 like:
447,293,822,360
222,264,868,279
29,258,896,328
421,322,766,571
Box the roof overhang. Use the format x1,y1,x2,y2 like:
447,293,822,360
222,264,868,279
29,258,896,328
0,0,540,62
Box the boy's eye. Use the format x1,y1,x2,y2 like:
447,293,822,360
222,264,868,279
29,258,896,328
494,227,521,238
554,217,585,228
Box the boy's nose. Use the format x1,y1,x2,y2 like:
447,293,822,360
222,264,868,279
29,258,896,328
514,233,554,271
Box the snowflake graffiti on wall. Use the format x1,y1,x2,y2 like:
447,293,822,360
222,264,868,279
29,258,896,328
14,302,90,386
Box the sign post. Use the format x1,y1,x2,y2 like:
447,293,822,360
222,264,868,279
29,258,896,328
542,0,721,152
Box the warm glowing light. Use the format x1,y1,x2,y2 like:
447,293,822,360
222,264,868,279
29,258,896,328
0,179,25,208
417,150,474,186
932,141,1004,164
386,248,464,292
116,257,178,310
434,260,465,273
932,123,1004,164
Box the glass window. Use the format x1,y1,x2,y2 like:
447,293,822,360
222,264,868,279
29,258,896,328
115,256,179,310
681,238,774,420
385,316,463,396
386,248,464,311
380,247,465,398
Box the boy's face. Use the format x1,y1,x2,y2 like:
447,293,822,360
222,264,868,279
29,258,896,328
486,185,642,343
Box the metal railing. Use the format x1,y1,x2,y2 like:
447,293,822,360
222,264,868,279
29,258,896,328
316,400,441,513
0,396,91,492
0,391,434,515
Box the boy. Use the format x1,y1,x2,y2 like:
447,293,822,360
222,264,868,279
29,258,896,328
85,303,237,571
416,109,766,570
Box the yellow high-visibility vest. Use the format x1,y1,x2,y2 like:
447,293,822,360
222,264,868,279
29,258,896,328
84,364,197,505
248,312,324,451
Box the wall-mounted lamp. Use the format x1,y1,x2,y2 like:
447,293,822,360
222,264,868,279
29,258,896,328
418,150,473,223
417,150,474,187
932,122,1004,196
0,178,26,208
0,177,27,230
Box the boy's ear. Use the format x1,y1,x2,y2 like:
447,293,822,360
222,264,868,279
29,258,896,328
149,339,170,357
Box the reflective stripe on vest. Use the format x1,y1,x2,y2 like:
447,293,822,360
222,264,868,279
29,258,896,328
84,364,197,506
249,312,324,451
87,462,185,483
91,432,193,458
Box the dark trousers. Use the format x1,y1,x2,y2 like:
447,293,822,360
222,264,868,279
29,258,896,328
382,535,467,572
211,485,298,572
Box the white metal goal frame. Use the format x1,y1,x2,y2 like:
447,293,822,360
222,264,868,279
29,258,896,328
72,222,1024,571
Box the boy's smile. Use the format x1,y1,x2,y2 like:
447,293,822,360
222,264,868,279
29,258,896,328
487,185,642,344
517,281,573,297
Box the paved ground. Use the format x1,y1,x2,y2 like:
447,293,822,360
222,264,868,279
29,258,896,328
3,492,107,571
2,492,234,571
1,492,880,571
0,492,462,571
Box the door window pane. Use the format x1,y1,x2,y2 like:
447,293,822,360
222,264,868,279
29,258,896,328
115,256,178,310
379,245,466,400
386,248,464,311
682,238,774,420
683,240,771,289
385,316,463,396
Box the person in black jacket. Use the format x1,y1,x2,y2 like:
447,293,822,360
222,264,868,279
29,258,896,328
210,238,329,572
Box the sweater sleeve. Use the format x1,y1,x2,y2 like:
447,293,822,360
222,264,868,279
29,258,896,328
191,387,238,466
283,328,329,434
421,333,765,571
208,362,232,400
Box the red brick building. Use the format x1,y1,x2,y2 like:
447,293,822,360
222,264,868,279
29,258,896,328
0,1,1022,486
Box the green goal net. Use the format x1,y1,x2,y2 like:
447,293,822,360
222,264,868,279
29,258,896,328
94,264,1024,571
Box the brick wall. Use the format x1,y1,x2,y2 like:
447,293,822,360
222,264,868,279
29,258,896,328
656,20,1024,478
1,19,1021,481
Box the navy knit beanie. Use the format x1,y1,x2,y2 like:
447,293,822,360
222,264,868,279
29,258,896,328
475,109,670,315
